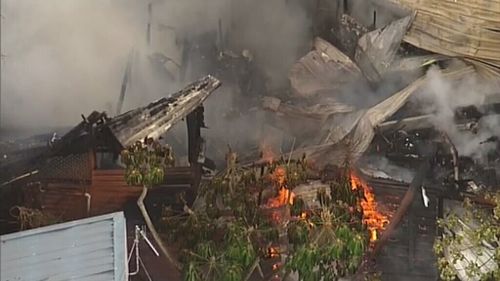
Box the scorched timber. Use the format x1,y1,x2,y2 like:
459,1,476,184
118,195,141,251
108,75,221,148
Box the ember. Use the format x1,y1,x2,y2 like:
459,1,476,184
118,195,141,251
350,172,390,242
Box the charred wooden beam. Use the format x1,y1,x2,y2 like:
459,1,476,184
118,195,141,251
442,133,459,189
187,106,204,190
377,114,434,132
107,75,221,148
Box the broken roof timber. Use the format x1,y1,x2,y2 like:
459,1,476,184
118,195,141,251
107,75,221,148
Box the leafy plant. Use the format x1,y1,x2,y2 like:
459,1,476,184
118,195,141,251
121,138,181,270
434,193,500,281
159,149,369,281
285,185,368,281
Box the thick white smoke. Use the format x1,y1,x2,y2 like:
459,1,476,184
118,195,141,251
0,0,311,132
418,66,500,162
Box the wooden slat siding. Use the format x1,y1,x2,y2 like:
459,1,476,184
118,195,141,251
40,183,87,221
164,166,194,185
89,167,194,216
89,169,142,216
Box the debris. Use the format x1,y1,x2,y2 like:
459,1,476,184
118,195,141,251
355,13,416,83
262,96,354,120
398,0,500,65
421,186,429,207
289,37,363,98
108,75,221,147
285,64,475,168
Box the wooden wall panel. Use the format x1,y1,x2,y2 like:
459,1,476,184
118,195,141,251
89,170,142,216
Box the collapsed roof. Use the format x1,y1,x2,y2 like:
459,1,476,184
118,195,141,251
0,75,221,183
107,75,221,148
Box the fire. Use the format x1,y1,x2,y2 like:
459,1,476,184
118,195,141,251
268,247,280,258
272,166,286,187
267,166,295,207
268,187,295,207
350,172,389,242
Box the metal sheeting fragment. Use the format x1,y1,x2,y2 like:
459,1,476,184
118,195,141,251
389,54,447,73
262,96,354,120
355,13,416,83
388,0,500,71
108,75,221,147
0,212,127,281
289,37,363,98
288,65,475,168
464,58,500,86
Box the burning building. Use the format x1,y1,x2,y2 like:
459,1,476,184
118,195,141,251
1,0,499,280
0,76,220,233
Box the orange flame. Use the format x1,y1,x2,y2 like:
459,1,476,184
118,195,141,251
350,172,389,242
268,247,280,258
267,166,295,207
268,187,295,207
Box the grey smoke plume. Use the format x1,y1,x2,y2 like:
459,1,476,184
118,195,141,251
1,0,147,129
0,0,312,132
417,66,500,162
361,155,415,183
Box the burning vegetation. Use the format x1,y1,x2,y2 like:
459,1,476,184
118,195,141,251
157,148,389,281
350,173,390,242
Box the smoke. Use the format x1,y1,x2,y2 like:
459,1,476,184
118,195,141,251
226,0,312,88
1,0,147,129
0,0,312,134
361,155,415,183
416,66,500,162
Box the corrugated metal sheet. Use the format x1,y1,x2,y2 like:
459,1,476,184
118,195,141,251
389,0,500,69
0,212,128,281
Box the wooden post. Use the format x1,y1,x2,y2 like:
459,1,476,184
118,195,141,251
186,106,204,191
